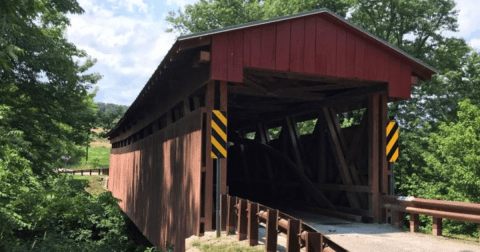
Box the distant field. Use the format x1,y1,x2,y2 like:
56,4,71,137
73,146,111,170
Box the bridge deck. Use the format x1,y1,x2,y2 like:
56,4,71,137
285,209,480,252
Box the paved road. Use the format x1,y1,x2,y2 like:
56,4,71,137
286,209,480,252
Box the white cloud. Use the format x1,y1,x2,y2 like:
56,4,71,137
454,0,480,38
66,0,176,105
165,0,198,7
470,39,480,50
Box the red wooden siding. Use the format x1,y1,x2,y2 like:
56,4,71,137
108,109,203,251
211,13,416,99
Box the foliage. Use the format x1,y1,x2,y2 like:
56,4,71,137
166,0,353,36
0,0,101,175
96,102,129,133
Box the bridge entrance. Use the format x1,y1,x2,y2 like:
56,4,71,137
223,67,388,224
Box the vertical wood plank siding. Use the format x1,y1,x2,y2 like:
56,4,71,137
211,13,414,99
108,109,204,251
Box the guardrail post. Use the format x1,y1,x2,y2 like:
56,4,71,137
410,213,419,233
265,209,277,252
432,217,442,236
305,232,322,252
394,211,405,228
237,199,248,241
226,195,236,235
221,195,227,231
287,219,300,252
81,170,83,176
247,202,258,246
90,169,92,176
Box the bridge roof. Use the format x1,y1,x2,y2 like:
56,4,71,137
108,8,436,138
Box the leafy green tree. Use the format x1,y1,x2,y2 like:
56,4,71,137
96,102,129,132
166,0,353,35
0,0,101,175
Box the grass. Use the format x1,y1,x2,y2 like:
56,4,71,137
71,146,111,170
189,237,264,252
72,175,108,195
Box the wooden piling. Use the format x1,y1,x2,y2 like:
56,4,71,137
247,202,258,246
287,219,300,252
432,217,442,236
265,209,277,252
226,195,237,235
410,213,419,232
237,199,248,241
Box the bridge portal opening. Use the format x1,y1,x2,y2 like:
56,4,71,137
224,68,388,223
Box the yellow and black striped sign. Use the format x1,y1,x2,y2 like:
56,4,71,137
386,121,399,163
211,110,227,159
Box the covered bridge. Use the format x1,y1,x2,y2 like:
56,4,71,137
107,9,435,251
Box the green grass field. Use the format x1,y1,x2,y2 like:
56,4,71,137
71,146,111,170
72,175,108,195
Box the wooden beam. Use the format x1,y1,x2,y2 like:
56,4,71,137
256,123,277,199
328,108,368,208
285,117,307,174
233,138,336,210
315,183,373,193
245,67,384,87
243,77,268,93
219,81,228,195
379,94,388,222
411,76,419,85
178,36,211,51
204,81,215,230
322,108,361,209
368,94,380,223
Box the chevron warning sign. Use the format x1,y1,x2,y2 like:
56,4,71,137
211,110,227,159
386,121,399,163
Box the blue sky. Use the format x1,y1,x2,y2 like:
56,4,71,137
66,0,480,106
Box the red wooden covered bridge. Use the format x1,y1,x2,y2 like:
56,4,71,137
107,9,435,251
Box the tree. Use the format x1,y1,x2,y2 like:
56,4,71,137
166,0,354,35
0,0,101,174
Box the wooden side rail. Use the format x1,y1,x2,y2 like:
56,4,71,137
383,196,480,241
224,194,348,252
57,168,109,176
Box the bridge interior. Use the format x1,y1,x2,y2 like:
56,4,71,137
221,68,389,224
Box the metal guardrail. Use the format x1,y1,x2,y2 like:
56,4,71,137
222,195,348,252
383,195,480,240
57,168,109,176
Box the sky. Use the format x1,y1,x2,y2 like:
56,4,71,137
66,0,480,106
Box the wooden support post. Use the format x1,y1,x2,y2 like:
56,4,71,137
237,199,248,241
221,194,228,231
285,117,306,174
247,202,258,246
204,81,215,230
305,232,322,252
256,123,277,198
322,108,361,209
219,81,228,195
432,217,442,236
379,94,388,222
90,169,92,176
265,209,278,252
368,94,380,223
394,211,405,228
226,195,237,235
81,170,83,176
410,213,419,233
287,219,301,252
